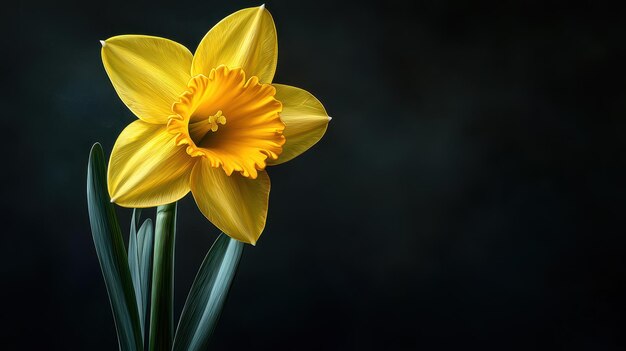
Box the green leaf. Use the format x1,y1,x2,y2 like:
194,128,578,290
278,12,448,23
172,233,244,351
137,218,154,335
149,203,177,351
87,143,143,351
128,209,143,335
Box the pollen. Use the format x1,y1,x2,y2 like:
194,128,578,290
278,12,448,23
187,110,227,142
208,111,226,131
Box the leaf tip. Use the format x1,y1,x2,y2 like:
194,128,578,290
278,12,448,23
90,142,103,152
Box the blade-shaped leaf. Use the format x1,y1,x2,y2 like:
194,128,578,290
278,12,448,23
149,203,177,351
137,217,149,270
172,233,244,351
128,209,143,335
87,143,143,351
137,218,154,334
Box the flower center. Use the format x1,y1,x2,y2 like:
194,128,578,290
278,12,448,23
167,65,285,179
188,110,227,144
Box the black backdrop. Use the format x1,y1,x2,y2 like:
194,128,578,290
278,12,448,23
7,0,626,349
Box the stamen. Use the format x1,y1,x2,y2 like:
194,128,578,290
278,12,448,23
208,110,226,132
188,111,227,142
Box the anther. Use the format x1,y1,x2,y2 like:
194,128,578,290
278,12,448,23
208,110,226,132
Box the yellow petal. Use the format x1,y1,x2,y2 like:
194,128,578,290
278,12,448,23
102,35,193,124
191,6,278,83
190,158,271,244
108,120,196,207
268,84,330,165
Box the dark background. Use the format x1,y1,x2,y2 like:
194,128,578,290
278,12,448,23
7,0,626,349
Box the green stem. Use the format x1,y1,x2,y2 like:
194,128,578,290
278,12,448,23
149,202,177,351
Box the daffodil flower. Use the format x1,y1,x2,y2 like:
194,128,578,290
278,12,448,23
101,5,330,244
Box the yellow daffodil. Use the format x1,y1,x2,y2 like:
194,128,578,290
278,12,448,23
101,5,330,244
